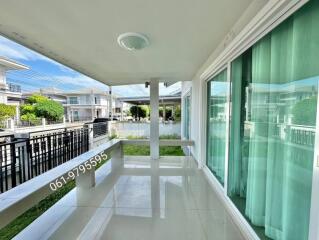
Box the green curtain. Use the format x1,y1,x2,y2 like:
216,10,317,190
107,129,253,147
228,0,319,239
207,70,228,185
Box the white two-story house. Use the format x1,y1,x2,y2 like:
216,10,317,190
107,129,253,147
63,88,112,122
0,57,28,121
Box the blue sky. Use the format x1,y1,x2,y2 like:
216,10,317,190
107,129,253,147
0,36,180,97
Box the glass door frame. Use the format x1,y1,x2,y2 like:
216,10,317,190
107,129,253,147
183,90,192,141
309,83,319,240
205,65,229,189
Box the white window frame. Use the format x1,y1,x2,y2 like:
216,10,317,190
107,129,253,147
69,96,78,104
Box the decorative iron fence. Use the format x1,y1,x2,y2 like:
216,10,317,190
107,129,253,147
0,127,89,193
287,125,316,146
92,122,108,138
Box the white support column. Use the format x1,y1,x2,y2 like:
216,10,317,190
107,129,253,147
109,86,113,119
120,102,124,121
87,123,94,150
150,79,159,160
172,105,175,119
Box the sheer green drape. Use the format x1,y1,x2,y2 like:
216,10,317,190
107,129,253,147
207,70,228,185
228,52,251,198
228,0,319,239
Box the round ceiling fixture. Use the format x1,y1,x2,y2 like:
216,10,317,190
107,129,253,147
117,32,149,51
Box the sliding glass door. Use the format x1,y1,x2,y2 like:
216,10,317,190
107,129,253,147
227,1,319,239
183,94,191,140
207,69,229,185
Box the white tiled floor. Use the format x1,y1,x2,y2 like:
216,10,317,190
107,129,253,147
14,156,244,240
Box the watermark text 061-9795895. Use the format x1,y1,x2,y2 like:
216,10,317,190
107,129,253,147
49,152,107,191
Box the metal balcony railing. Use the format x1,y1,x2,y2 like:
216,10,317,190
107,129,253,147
6,83,21,93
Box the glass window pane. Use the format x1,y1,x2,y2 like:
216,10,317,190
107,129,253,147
207,69,229,185
184,95,191,139
228,1,319,239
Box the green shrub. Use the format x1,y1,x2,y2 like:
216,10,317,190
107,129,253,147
292,96,317,126
129,105,148,120
35,100,64,121
21,113,39,123
0,104,16,121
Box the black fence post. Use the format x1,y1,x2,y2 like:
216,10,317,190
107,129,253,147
10,142,17,188
48,135,52,170
26,138,33,179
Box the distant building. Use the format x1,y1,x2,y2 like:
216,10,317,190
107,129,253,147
24,87,127,122
63,88,126,122
0,57,28,120
62,88,108,121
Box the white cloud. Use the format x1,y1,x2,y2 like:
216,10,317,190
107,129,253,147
112,82,181,97
0,36,67,68
54,74,109,90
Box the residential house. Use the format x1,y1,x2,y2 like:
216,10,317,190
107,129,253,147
0,57,28,120
63,88,112,122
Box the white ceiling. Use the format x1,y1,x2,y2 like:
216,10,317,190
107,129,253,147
0,0,253,86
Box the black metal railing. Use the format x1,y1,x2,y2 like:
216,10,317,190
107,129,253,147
92,122,108,138
7,83,21,93
0,128,89,193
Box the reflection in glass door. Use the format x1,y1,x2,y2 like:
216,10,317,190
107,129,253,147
227,1,319,239
207,69,229,185
184,94,191,140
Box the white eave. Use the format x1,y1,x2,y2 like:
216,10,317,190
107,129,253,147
0,57,29,71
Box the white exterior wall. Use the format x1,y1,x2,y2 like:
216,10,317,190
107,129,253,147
0,66,7,104
0,66,6,85
100,95,108,105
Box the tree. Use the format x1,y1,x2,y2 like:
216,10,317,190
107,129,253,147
35,100,64,121
25,94,48,104
0,104,16,121
20,104,35,115
20,94,64,121
130,105,147,120
174,105,181,121
292,96,317,126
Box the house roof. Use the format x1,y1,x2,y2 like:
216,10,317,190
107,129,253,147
0,57,29,71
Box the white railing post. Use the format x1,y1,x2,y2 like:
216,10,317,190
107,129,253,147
42,118,46,127
76,167,95,189
7,118,15,131
87,123,94,149
111,144,123,170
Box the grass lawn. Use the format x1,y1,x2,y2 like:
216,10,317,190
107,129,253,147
123,134,185,156
0,135,184,239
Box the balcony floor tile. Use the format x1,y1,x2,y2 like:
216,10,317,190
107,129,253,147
14,156,244,240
